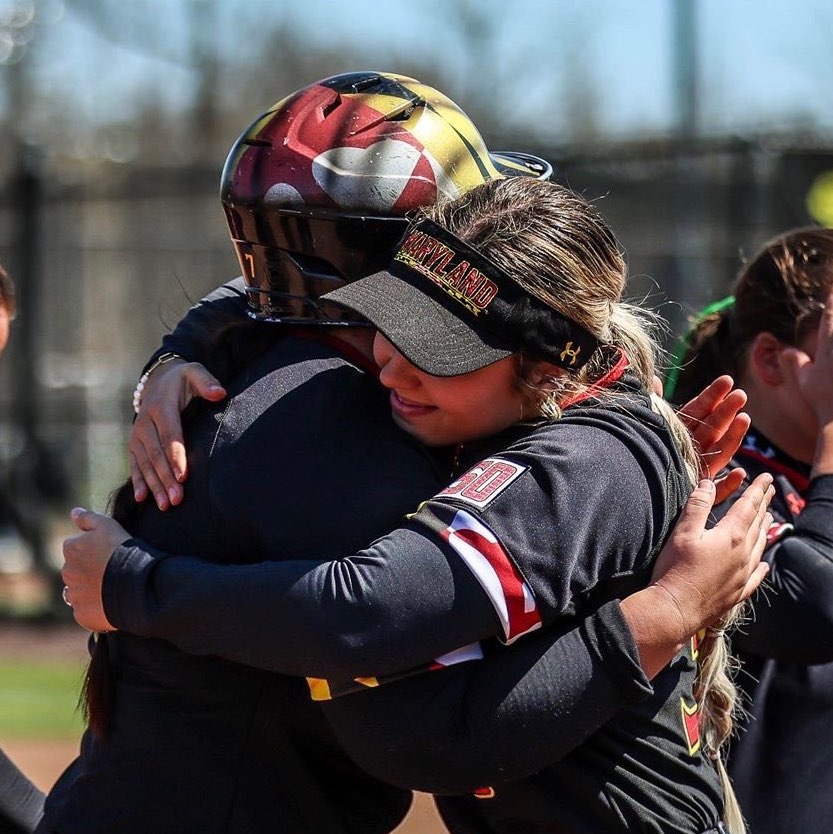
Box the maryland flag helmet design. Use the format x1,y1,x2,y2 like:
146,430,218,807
221,71,552,323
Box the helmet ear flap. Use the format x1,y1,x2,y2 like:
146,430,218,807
221,71,553,324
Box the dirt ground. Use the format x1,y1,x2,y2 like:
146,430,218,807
0,621,445,833
0,620,87,792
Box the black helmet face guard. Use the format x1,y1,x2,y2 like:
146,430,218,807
226,206,410,323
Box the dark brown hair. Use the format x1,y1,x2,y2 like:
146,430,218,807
672,227,833,405
0,264,16,319
427,178,751,831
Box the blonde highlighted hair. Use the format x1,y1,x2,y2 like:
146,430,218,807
423,176,744,833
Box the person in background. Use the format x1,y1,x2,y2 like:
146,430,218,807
669,226,833,834
0,265,14,355
64,177,772,834
0,747,41,834
0,265,45,834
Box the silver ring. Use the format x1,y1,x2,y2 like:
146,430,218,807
62,586,72,607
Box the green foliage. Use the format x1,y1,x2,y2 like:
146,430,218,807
0,662,86,739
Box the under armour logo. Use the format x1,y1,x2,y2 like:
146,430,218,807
559,341,581,366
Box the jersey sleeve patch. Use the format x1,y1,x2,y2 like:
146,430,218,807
680,697,701,757
440,508,542,644
439,458,528,508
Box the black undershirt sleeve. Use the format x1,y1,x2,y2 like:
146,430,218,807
104,527,500,679
731,474,833,664
143,278,250,374
103,533,656,792
322,600,652,793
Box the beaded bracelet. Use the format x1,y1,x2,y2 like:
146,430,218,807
132,352,183,414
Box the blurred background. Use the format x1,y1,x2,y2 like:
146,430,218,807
0,0,832,816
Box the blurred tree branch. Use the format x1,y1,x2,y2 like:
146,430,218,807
64,0,193,67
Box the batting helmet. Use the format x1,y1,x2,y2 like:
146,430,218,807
221,71,552,324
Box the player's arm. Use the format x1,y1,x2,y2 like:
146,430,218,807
324,601,650,793
63,421,764,679
62,475,770,680
144,277,249,372
730,473,833,664
130,278,270,509
0,746,44,834
66,441,641,679
317,475,773,794
75,523,499,679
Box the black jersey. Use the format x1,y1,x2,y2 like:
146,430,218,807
322,382,725,834
41,332,444,834
101,368,726,832
723,428,833,834
42,283,663,834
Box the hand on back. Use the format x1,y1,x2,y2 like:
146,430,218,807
650,473,774,640
674,375,750,503
61,508,131,632
130,360,226,510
